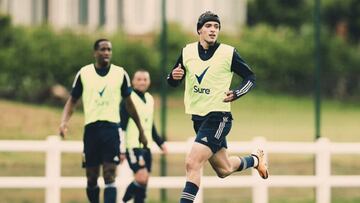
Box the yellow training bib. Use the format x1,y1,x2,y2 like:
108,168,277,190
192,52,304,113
183,42,234,116
80,64,126,125
125,92,154,148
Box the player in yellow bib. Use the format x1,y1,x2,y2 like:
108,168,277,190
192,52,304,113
167,11,269,203
59,39,147,203
119,70,167,203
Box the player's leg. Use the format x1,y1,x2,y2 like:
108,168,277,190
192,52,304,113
122,148,141,202
206,117,268,179
180,142,212,203
209,148,268,179
123,148,151,203
103,162,117,203
83,125,101,203
133,149,151,203
209,148,258,178
133,168,149,203
200,112,268,179
101,125,121,203
194,113,236,178
86,166,100,203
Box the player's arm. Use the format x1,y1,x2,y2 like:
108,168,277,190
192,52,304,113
167,53,186,87
124,97,147,148
119,99,129,148
152,124,167,153
121,73,148,148
118,100,129,162
59,73,82,138
224,49,256,102
119,100,130,131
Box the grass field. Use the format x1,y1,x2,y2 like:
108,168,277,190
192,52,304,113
1,92,360,202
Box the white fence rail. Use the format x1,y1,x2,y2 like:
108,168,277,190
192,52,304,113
1,136,360,203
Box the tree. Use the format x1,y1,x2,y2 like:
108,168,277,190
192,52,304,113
323,0,360,42
247,0,311,29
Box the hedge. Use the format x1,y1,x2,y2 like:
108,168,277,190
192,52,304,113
0,16,359,103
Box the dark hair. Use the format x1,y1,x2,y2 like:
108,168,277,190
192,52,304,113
93,38,110,50
197,11,221,34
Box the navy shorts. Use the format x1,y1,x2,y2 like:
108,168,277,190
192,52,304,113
126,148,152,173
82,121,120,168
194,112,232,154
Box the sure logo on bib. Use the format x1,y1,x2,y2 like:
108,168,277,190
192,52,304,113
193,66,211,94
193,85,210,94
195,66,209,84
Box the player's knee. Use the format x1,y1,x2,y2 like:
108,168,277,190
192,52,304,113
103,163,117,184
87,176,98,187
86,168,99,187
103,171,116,184
135,170,149,186
185,158,201,173
135,175,148,186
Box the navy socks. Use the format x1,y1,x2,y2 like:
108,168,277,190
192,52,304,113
123,181,137,202
238,155,257,171
104,183,117,203
123,181,146,203
134,185,146,203
86,186,100,203
180,181,199,203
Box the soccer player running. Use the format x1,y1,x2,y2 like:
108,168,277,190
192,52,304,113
167,11,269,203
119,70,168,203
59,39,147,203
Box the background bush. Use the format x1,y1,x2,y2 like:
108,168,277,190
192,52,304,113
231,24,360,99
0,15,359,103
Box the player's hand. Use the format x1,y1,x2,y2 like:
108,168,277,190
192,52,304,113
161,143,168,155
223,90,235,102
119,153,126,164
172,64,184,80
139,130,148,148
59,122,68,139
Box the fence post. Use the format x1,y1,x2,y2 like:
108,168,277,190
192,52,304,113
316,137,331,203
45,136,61,203
252,137,268,203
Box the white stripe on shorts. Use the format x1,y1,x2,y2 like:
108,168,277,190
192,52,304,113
214,118,226,139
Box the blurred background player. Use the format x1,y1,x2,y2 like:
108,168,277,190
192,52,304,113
167,11,268,203
59,39,147,203
120,70,168,203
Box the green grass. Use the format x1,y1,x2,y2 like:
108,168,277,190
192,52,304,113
1,93,360,202
162,92,360,142
1,92,360,142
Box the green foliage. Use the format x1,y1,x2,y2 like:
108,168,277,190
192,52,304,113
238,25,315,93
0,15,359,103
0,24,92,102
155,23,192,71
247,0,312,29
112,37,160,87
248,0,360,42
0,18,162,102
234,24,360,99
323,0,360,42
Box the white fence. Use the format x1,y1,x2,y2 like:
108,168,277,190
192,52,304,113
1,136,360,203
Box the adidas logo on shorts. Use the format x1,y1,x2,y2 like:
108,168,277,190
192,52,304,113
113,156,119,162
201,137,208,143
